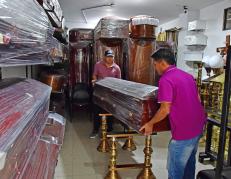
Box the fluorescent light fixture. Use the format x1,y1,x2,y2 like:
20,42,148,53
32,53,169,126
0,16,12,19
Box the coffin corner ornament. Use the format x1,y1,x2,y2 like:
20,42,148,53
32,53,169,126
93,77,170,134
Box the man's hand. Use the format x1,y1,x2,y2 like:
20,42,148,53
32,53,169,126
139,102,171,136
139,122,153,136
92,79,96,87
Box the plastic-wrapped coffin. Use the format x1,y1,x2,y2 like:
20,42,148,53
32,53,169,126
94,17,129,79
93,77,170,134
0,78,51,179
130,15,159,39
69,28,93,48
0,0,60,66
94,17,129,39
21,139,59,179
22,113,66,179
39,0,63,27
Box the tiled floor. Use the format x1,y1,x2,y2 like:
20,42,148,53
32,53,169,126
54,111,213,179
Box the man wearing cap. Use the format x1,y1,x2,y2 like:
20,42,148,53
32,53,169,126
90,50,121,138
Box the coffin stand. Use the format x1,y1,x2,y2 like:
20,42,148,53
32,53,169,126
94,77,170,179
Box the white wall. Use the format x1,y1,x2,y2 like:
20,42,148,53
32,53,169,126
157,11,200,76
157,18,180,34
157,1,231,77
200,0,231,57
1,66,36,79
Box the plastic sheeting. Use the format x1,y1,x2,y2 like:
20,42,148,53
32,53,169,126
131,15,159,26
93,77,170,133
130,15,158,39
0,0,61,66
42,0,63,27
69,28,93,47
22,139,59,179
94,17,129,39
22,112,65,179
0,78,51,179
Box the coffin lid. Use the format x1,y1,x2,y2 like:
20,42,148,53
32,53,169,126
95,77,158,100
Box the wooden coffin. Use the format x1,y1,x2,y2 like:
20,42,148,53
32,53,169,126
93,77,170,134
69,29,93,48
130,24,156,39
94,17,129,39
128,40,156,85
40,73,65,92
130,16,159,39
0,78,51,179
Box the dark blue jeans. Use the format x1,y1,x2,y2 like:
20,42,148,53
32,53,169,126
167,135,201,179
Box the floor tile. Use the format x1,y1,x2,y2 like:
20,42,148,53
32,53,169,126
55,110,214,179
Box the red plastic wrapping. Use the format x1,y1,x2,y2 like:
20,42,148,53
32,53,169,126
23,113,65,179
42,112,66,145
94,17,129,39
69,29,93,47
0,0,62,66
0,78,51,179
93,77,170,133
22,139,59,179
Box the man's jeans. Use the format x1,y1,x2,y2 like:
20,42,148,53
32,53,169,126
167,135,201,179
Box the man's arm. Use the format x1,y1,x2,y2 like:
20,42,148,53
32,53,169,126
92,64,98,85
116,67,122,79
139,102,171,135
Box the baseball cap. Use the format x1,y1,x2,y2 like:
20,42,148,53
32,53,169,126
104,50,114,57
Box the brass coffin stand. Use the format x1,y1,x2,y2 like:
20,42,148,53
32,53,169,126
97,114,156,179
97,114,137,153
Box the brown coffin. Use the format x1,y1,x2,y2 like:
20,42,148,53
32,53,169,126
93,77,170,134
40,73,65,92
130,24,156,39
94,17,129,39
128,39,156,85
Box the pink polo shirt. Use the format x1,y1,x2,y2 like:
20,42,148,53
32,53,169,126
93,60,121,80
158,66,207,140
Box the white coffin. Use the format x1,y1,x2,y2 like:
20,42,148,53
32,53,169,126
188,20,206,31
184,34,208,46
184,52,203,62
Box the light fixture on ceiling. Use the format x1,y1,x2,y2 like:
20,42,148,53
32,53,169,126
81,3,115,24
183,5,188,14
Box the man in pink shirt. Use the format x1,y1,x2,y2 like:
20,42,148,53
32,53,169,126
90,50,121,138
140,49,207,179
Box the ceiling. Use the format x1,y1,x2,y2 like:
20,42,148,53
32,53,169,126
58,0,223,29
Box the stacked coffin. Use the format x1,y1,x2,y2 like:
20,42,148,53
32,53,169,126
93,77,170,133
22,113,66,179
94,17,129,78
69,29,93,86
0,78,65,179
0,0,62,66
128,15,159,85
41,0,63,28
